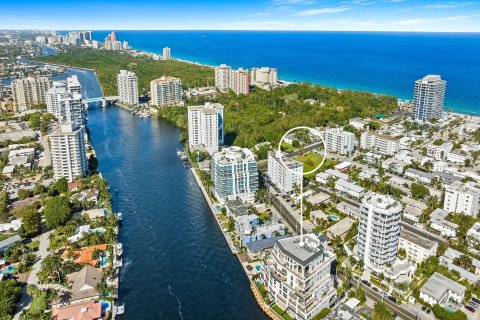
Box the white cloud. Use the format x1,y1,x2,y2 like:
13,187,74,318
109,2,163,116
297,7,351,15
425,1,476,9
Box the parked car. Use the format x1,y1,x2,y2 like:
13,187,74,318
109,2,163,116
473,298,480,304
388,296,397,303
426,309,431,314
421,306,427,312
465,306,476,313
372,287,379,293
469,301,479,308
361,280,370,286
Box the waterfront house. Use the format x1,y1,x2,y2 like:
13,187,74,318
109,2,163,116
0,235,22,254
61,244,108,267
51,300,102,320
53,265,102,307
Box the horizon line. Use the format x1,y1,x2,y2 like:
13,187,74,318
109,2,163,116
2,29,480,33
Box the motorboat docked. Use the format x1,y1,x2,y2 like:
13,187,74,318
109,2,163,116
116,243,123,256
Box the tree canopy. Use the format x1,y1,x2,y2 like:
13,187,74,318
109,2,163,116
44,197,72,229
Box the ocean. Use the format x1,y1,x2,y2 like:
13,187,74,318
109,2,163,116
91,30,480,115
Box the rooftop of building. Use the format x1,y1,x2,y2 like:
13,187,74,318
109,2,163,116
400,228,437,250
213,146,256,165
421,272,465,301
362,193,401,212
150,76,181,83
277,233,333,267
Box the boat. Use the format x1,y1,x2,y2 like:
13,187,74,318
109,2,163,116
116,243,123,256
116,212,123,222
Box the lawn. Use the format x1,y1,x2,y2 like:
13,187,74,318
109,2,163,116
272,305,294,320
294,153,325,173
281,142,297,153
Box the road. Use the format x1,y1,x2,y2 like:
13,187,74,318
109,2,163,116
338,274,418,320
269,193,309,235
13,230,52,320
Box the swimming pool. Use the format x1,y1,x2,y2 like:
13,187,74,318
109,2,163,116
0,266,17,274
100,256,108,267
101,301,111,315
327,215,340,221
255,265,261,272
445,307,455,313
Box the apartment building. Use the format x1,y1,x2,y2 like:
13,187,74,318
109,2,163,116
443,181,480,215
230,68,249,95
187,102,224,155
399,229,437,264
262,234,337,320
360,131,399,155
357,193,402,271
214,64,231,90
267,151,303,194
12,76,50,111
323,128,355,155
163,47,171,60
46,87,84,126
427,142,453,161
250,67,278,85
150,76,182,106
413,75,446,121
50,122,88,182
211,147,258,203
117,70,139,106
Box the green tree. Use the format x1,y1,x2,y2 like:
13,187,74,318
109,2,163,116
17,188,31,200
19,206,42,237
88,154,99,171
0,280,21,318
411,183,430,200
44,197,72,229
373,302,393,320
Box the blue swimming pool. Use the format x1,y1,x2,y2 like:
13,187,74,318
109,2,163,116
255,265,261,272
327,215,340,221
445,307,455,313
101,301,111,315
100,256,108,267
0,266,17,274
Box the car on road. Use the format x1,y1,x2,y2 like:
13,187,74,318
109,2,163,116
426,309,431,314
361,280,371,287
392,312,398,319
388,296,397,303
372,287,379,293
421,306,427,312
466,306,476,313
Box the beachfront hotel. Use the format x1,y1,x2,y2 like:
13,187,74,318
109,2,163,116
50,122,88,182
214,64,232,90
357,193,401,272
163,47,171,60
230,68,249,95
117,70,139,106
211,147,258,203
267,151,303,194
187,102,224,155
412,74,446,121
250,67,278,85
262,233,337,320
12,76,50,112
149,76,182,107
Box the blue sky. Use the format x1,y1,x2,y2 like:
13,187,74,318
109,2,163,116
1,0,480,31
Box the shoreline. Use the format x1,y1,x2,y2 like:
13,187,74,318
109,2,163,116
188,165,283,320
130,47,478,116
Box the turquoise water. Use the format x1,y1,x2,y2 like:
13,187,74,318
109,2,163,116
328,215,340,221
90,31,480,115
446,307,455,313
0,266,17,274
100,256,108,267
255,265,261,272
